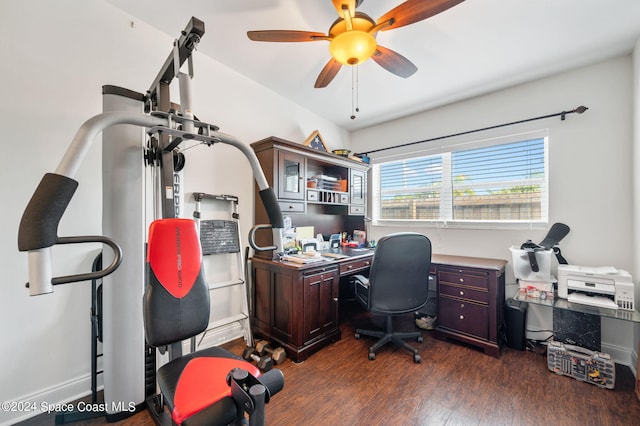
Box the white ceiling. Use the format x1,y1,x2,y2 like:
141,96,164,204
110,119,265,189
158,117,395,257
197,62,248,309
105,0,640,131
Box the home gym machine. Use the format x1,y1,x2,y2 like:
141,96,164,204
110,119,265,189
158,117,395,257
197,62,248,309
18,17,285,423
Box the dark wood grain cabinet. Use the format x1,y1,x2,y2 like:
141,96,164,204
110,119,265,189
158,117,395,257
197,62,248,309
432,255,507,358
303,267,340,344
251,257,341,362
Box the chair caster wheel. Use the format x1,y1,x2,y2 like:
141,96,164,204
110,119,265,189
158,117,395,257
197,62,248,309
417,335,424,343
355,333,360,340
414,354,421,363
368,352,376,360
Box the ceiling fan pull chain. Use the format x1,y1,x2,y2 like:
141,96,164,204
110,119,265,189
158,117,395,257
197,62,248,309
351,65,360,120
356,64,360,114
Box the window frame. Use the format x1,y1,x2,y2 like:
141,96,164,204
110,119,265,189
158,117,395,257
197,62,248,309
371,129,549,230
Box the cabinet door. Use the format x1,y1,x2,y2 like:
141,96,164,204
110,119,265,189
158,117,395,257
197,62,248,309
350,168,366,205
303,267,339,344
277,150,305,200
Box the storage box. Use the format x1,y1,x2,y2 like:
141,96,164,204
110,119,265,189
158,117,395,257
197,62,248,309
518,279,554,293
510,246,553,281
517,277,556,300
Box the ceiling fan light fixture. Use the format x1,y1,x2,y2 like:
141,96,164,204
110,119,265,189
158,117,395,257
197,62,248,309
248,0,466,87
329,30,376,65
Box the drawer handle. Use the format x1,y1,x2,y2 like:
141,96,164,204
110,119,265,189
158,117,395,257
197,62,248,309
459,278,464,283
459,290,464,296
333,297,338,302
288,205,295,209
347,265,353,269
365,261,370,266
460,303,465,308
459,315,464,320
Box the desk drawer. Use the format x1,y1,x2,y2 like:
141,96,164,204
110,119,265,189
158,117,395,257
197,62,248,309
438,268,489,290
349,205,365,215
438,296,488,340
278,201,305,213
439,283,489,304
340,258,371,275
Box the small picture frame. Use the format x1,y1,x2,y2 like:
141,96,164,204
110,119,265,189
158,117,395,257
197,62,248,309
303,130,328,152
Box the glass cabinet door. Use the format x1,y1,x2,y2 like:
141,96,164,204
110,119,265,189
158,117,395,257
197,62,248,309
278,150,305,200
350,168,366,205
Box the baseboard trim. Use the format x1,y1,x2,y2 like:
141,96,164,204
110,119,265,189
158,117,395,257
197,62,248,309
630,349,638,377
0,374,97,426
601,342,635,368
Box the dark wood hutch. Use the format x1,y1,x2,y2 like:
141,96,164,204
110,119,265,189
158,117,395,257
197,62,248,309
250,136,369,257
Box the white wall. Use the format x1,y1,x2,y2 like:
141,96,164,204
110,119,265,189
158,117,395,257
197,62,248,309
352,55,639,363
0,1,347,424
632,38,640,377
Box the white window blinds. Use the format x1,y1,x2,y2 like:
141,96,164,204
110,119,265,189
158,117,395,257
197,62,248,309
373,134,548,226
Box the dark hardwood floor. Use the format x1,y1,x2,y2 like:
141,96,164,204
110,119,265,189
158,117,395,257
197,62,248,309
19,301,640,425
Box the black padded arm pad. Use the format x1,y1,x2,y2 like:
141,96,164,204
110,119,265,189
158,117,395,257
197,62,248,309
259,368,285,398
259,188,283,229
18,173,78,251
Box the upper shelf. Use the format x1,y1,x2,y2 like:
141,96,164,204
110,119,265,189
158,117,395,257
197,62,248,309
251,136,369,170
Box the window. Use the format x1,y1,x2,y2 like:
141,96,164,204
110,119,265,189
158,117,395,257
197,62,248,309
373,132,548,227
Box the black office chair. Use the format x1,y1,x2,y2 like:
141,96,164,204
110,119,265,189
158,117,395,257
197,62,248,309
143,218,284,426
353,232,432,363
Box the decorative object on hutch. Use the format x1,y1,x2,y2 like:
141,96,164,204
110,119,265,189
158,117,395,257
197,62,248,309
303,129,329,152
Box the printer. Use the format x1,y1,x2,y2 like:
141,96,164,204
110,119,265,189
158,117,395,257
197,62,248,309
557,264,635,311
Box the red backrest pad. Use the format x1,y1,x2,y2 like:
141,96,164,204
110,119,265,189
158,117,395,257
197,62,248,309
172,357,261,424
147,218,202,299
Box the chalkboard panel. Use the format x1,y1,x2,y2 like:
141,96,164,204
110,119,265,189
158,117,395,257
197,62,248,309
199,220,240,255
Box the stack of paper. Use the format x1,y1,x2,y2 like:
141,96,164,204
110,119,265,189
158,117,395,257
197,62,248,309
281,254,325,264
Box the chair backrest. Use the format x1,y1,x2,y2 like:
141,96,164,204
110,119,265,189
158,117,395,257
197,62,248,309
143,218,210,347
367,232,432,315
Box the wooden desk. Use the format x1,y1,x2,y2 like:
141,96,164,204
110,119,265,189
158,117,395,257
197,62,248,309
251,248,373,362
251,251,507,361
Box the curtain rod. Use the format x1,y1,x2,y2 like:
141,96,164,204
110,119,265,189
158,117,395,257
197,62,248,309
357,105,588,156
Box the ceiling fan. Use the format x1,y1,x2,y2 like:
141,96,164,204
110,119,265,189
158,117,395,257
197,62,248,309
247,0,465,88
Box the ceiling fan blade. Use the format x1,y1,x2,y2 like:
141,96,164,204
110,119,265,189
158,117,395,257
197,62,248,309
247,30,329,42
315,58,343,88
371,45,417,78
376,0,465,31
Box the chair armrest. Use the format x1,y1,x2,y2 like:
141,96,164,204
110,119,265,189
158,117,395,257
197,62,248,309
351,274,369,287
